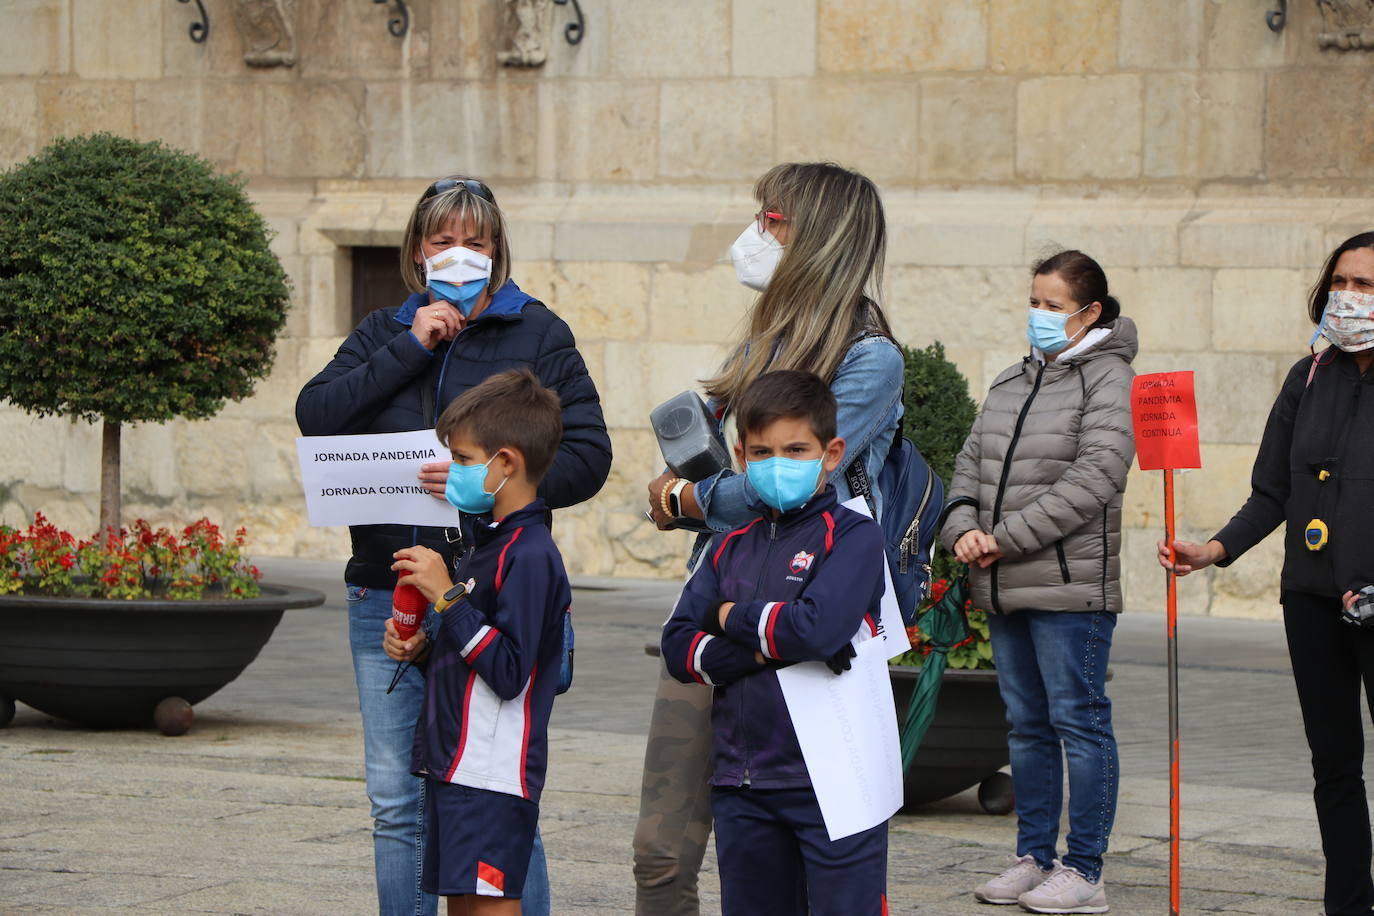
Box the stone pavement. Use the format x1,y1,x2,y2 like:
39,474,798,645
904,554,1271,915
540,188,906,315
1,558,1363,914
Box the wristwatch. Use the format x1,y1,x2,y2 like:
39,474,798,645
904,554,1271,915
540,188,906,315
666,478,691,519
433,581,469,614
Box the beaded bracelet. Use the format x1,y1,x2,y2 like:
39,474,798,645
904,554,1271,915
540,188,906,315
660,477,680,519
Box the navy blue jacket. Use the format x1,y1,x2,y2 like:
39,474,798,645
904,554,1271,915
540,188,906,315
295,280,612,587
410,499,570,804
661,486,885,789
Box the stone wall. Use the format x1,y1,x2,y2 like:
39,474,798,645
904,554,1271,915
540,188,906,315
1,0,1371,618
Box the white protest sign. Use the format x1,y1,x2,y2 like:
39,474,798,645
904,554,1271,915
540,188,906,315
841,496,909,661
776,637,904,841
295,429,460,528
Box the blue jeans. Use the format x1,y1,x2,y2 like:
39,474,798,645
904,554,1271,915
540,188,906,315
347,585,551,915
987,609,1118,883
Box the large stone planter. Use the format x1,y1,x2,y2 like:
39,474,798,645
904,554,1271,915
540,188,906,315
889,665,1011,812
0,584,325,731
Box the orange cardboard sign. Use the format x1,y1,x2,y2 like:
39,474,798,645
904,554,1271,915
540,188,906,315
1131,371,1201,471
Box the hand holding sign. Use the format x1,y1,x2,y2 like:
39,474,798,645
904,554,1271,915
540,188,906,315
1130,369,1201,916
1132,371,1201,471
296,430,460,528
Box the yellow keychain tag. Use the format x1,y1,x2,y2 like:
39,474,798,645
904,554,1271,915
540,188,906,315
1305,518,1329,551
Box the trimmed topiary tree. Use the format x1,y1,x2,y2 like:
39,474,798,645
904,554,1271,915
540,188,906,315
0,133,290,532
896,342,993,670
900,341,978,578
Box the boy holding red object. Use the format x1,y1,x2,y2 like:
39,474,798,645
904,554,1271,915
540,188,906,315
384,368,571,914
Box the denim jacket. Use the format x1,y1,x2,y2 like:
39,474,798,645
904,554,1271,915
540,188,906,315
694,335,905,538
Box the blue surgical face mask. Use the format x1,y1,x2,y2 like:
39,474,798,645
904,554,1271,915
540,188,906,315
746,456,823,513
1026,304,1089,354
429,279,486,316
444,453,508,515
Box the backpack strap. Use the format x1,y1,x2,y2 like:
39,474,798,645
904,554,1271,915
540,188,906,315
1306,348,1336,388
844,457,877,518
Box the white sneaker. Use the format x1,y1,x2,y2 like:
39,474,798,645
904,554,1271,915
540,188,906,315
1016,862,1109,914
973,854,1053,905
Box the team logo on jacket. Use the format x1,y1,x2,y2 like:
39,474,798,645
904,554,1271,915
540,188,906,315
789,551,815,574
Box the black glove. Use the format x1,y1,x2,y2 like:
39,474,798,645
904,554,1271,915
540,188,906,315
825,642,857,676
700,598,728,637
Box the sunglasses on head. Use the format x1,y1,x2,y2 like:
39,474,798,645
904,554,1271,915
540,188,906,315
423,178,495,204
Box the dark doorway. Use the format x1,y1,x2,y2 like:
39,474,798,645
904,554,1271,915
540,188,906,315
351,246,411,327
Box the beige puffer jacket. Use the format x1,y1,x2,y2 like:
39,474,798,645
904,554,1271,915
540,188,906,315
941,318,1138,614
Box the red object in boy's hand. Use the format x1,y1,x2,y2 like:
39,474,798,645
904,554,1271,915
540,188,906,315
392,571,427,641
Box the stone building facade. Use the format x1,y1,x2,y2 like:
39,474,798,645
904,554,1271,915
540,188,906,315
1,0,1371,618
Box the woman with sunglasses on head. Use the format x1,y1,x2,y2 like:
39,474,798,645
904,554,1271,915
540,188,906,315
297,175,611,916
1160,233,1374,916
634,162,905,915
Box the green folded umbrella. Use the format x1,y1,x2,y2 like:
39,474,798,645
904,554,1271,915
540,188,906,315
900,573,973,771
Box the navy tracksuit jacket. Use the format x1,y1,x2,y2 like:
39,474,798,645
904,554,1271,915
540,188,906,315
410,500,570,806
660,485,885,789
661,485,891,915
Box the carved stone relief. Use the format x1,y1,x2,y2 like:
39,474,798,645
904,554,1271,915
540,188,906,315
498,0,552,68
233,0,297,67
1317,0,1374,50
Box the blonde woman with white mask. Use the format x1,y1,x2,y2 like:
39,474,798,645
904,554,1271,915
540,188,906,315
635,162,906,915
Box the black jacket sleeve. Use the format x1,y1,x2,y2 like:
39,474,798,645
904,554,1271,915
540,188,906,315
532,313,612,509
295,311,434,436
1213,359,1305,565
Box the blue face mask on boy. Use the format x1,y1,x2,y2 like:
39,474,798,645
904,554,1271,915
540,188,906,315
444,453,508,515
746,456,823,513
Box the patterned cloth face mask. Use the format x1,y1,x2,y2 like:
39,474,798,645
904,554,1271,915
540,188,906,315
1316,289,1374,353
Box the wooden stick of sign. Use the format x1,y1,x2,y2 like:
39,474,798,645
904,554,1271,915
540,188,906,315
1130,370,1202,916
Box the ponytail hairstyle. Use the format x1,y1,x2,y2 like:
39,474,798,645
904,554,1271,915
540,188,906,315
1031,249,1120,328
398,175,511,296
704,162,895,409
1308,231,1374,324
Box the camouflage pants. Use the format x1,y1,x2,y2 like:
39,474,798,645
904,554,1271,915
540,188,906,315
633,659,715,916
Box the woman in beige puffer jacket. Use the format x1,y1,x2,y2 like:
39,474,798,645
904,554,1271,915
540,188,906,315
941,250,1136,915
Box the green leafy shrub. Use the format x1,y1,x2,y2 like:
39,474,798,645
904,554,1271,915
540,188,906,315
0,133,290,531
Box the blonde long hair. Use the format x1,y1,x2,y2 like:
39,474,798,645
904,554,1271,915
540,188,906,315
704,162,894,408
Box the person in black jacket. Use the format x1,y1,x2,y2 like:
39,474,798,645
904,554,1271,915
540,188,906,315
1161,231,1374,916
295,176,610,916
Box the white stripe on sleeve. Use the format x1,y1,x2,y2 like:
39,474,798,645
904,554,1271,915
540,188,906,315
460,624,493,659
693,634,717,686
757,602,780,658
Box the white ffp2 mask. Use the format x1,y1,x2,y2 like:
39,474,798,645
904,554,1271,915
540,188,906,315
729,223,783,292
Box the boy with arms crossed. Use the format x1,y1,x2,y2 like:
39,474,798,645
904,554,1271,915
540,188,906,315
384,369,570,915
660,370,890,916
